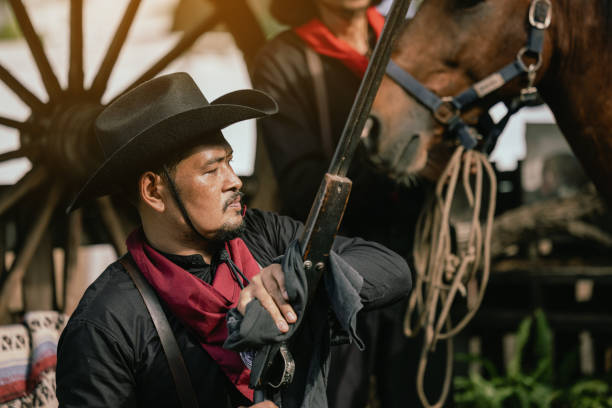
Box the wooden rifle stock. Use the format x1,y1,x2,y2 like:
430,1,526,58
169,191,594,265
300,174,352,295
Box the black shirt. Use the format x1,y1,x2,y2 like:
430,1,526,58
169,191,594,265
56,209,411,407
159,251,213,284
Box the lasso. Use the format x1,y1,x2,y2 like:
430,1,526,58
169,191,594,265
406,146,497,408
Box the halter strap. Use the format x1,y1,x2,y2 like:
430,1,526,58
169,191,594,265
385,0,552,151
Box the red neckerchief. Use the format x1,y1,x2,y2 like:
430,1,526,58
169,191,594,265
126,228,260,401
294,7,385,78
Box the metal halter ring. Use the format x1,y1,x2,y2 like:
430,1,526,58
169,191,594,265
433,96,460,125
516,46,543,73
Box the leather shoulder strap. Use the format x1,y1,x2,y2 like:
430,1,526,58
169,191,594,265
120,256,199,408
304,46,334,160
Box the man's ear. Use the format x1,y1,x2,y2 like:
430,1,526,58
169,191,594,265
139,171,166,213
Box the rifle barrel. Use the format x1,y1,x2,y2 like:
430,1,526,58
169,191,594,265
327,0,413,177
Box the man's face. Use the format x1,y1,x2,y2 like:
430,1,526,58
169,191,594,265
168,138,244,242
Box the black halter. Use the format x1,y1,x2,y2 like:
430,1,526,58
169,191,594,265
385,0,552,153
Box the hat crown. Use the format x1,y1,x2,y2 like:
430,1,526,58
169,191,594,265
95,72,209,158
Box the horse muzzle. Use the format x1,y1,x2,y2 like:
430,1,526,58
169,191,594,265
362,114,425,182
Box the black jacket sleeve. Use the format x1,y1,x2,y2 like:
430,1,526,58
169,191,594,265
56,320,137,408
332,235,412,310
242,209,412,311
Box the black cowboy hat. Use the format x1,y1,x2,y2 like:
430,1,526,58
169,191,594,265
66,72,278,213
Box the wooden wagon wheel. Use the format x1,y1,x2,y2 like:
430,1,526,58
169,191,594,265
0,0,266,323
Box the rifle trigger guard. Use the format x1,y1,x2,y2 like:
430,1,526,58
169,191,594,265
266,344,295,388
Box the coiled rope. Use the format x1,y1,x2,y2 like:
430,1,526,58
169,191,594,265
405,146,497,408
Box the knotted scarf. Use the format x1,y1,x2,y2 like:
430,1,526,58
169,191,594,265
295,7,385,78
126,228,260,400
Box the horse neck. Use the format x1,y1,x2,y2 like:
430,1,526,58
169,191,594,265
537,0,612,202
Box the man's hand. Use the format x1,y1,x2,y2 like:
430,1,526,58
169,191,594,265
237,264,297,333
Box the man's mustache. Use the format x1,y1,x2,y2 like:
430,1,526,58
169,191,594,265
223,191,245,211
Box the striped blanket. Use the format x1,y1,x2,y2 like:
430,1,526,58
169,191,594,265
0,311,67,407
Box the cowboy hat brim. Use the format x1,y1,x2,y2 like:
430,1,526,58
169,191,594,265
66,89,277,213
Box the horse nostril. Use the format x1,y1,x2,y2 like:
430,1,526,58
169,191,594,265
361,115,381,155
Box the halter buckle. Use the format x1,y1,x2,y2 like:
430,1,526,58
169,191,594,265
433,97,459,125
520,64,539,102
520,87,538,102
529,0,552,30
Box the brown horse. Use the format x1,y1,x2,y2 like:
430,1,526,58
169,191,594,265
366,0,612,203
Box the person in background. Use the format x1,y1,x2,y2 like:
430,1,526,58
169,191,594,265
251,0,435,406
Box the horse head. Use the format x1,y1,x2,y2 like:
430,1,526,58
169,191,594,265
365,0,557,185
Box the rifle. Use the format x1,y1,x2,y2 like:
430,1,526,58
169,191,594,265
252,0,413,402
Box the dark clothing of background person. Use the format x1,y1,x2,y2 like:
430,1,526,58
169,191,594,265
252,29,433,408
56,209,411,408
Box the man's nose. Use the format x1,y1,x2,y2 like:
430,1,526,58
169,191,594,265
226,167,243,191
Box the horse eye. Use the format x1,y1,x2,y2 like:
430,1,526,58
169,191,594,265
454,0,485,9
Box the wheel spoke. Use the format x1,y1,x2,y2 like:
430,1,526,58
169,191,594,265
0,64,46,112
0,116,37,134
112,11,220,101
62,208,82,312
0,166,46,216
8,0,63,101
68,0,84,93
96,196,126,255
0,182,62,314
0,116,29,131
0,148,28,162
89,0,142,98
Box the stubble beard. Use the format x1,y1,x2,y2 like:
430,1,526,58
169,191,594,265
211,210,246,242
213,191,246,242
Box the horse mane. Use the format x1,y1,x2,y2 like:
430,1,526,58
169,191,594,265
557,0,612,41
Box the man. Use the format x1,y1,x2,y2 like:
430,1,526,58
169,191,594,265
56,72,411,407
252,1,427,407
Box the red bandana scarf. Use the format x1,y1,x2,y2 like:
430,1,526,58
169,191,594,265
126,228,260,400
295,7,385,78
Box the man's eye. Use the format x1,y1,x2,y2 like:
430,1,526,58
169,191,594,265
205,168,218,174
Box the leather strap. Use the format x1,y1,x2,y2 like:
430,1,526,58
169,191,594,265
120,256,199,408
305,46,334,159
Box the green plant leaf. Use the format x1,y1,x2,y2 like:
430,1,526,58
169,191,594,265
454,310,612,408
508,314,533,378
570,379,609,396
531,383,559,408
455,352,500,378
531,309,554,383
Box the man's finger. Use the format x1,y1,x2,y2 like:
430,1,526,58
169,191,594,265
261,267,296,324
254,284,289,333
271,264,288,301
270,266,296,323
237,288,255,315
